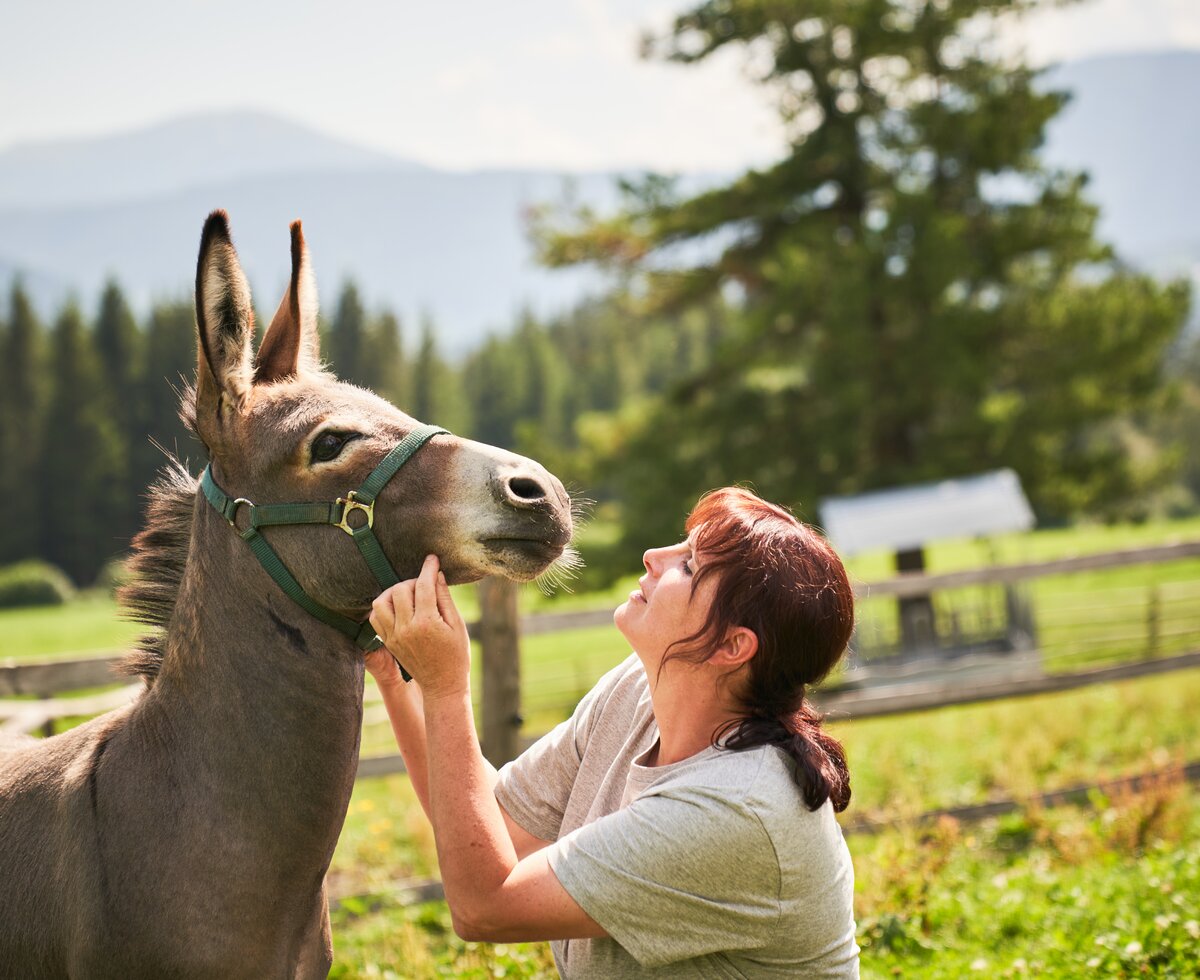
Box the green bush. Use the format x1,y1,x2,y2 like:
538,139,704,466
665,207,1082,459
94,556,132,597
0,561,76,608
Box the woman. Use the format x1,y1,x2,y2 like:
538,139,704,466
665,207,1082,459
366,487,859,977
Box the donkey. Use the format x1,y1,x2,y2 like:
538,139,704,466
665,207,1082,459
0,211,574,979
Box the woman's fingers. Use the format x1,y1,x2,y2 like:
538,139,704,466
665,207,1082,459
434,569,462,629
369,591,393,638
414,554,440,620
371,580,415,637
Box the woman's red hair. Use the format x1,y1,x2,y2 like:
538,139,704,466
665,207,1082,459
668,487,855,812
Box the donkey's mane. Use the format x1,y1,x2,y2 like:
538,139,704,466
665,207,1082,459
117,386,201,684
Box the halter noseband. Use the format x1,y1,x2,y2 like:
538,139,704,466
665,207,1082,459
199,423,448,678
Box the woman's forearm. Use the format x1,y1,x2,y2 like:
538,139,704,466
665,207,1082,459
374,675,433,818
376,674,502,823
423,688,519,927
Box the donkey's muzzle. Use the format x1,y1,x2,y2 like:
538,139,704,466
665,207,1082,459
494,461,570,514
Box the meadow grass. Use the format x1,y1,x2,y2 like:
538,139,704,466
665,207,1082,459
0,590,142,661
4,517,1197,977
334,668,1200,978
327,788,1200,979
853,785,1199,978
326,786,1200,979
836,668,1200,820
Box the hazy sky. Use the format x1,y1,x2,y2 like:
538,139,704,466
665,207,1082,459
4,0,1198,172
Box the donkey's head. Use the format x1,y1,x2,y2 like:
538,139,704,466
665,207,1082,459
192,210,573,616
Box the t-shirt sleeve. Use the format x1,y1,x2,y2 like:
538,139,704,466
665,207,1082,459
546,784,782,967
494,655,635,842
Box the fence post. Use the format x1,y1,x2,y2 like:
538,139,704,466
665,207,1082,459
40,694,54,738
477,576,522,766
1145,585,1161,659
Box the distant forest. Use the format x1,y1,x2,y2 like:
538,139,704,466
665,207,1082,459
0,278,734,584
1,272,1197,587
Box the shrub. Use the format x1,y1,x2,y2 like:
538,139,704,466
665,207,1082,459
94,556,132,597
0,560,76,608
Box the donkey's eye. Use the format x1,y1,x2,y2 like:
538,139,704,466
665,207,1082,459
311,431,357,464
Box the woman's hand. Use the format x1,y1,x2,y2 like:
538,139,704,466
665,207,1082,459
369,554,470,701
363,645,406,688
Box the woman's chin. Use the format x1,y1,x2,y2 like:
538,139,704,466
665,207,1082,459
613,601,635,639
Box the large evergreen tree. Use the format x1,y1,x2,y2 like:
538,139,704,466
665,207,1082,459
537,0,1190,549
40,304,127,584
0,282,47,563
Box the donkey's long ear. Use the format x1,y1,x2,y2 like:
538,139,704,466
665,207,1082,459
255,220,320,384
195,210,255,424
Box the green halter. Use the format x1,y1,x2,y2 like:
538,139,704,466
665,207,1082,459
200,423,448,679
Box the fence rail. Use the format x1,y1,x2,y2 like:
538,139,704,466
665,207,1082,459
3,540,1199,751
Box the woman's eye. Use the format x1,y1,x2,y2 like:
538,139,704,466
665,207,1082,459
683,560,694,576
311,432,353,463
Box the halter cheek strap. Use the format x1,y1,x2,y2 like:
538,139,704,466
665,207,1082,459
199,423,449,679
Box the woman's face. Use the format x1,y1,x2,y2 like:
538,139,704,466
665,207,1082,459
614,533,717,669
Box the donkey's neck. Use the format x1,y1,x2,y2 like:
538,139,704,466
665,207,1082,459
141,501,365,860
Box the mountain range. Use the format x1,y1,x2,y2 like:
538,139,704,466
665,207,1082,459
1,50,1196,352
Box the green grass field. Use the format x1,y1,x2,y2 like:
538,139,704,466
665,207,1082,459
333,668,1200,978
3,516,1199,977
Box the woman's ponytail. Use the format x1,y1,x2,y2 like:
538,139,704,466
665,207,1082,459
722,700,851,813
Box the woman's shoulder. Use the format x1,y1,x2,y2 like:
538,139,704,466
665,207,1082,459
568,653,651,748
648,744,843,836
582,652,648,718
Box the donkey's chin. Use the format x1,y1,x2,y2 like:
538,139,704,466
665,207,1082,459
477,537,568,582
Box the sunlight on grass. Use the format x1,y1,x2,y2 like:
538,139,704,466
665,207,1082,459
834,668,1200,820
0,590,142,661
852,786,1199,978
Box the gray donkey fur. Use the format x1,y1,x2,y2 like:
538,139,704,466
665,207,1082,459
0,212,574,979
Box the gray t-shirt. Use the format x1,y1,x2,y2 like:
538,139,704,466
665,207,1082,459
495,654,859,978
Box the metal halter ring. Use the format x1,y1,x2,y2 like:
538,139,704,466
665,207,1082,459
335,491,375,536
227,498,254,530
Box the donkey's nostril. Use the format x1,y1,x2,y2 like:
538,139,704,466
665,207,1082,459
508,476,547,501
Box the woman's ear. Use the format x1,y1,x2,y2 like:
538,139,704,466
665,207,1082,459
711,626,759,668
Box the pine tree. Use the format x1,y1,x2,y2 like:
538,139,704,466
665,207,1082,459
411,317,438,424
40,304,128,584
411,315,471,433
462,335,522,448
366,310,406,406
93,280,142,541
328,282,370,388
0,282,47,563
136,298,198,484
537,0,1191,549
512,311,569,457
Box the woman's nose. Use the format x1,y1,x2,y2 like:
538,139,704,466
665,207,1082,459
642,547,664,575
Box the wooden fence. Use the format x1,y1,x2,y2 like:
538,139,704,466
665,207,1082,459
3,540,1199,764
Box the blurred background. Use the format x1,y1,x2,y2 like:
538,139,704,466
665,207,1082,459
1,1,1198,977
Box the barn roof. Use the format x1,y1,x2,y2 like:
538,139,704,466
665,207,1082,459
818,469,1035,556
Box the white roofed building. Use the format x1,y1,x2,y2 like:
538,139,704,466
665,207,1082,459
820,470,1038,665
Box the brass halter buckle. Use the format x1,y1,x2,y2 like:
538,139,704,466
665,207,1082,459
335,491,375,535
